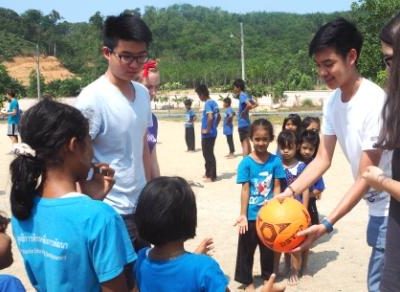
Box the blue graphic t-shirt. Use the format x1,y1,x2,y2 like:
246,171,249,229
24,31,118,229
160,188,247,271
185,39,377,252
201,99,219,138
237,154,286,220
136,248,228,292
237,92,253,129
8,98,20,125
223,107,235,135
12,194,136,292
185,109,196,128
280,161,307,202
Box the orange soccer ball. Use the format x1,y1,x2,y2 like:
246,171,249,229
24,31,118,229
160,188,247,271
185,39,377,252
256,197,311,253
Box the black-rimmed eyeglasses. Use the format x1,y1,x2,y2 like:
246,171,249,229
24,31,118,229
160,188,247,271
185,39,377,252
108,49,149,65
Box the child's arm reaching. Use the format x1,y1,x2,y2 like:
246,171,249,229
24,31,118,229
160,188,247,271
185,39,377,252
273,179,282,196
235,183,249,234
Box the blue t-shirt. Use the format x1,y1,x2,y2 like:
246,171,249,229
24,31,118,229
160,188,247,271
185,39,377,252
201,99,219,138
185,109,196,128
7,98,20,125
147,113,158,153
223,107,235,135
237,154,286,220
136,248,228,292
280,161,307,202
0,275,25,292
237,92,253,129
12,194,136,292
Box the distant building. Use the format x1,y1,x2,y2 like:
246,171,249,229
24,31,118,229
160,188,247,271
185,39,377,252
282,90,333,107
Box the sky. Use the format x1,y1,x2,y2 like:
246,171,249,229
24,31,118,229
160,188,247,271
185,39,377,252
0,0,354,23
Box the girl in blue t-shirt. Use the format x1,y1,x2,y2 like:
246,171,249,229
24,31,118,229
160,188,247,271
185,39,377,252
10,99,135,292
234,118,286,291
297,129,325,276
277,130,309,286
134,176,228,291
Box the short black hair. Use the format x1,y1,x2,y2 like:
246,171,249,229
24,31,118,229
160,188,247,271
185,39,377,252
277,130,298,149
183,99,193,106
301,116,320,131
6,89,16,97
233,78,245,91
299,129,320,154
195,84,209,97
250,118,274,140
309,18,363,62
135,176,197,246
223,97,232,106
103,13,153,50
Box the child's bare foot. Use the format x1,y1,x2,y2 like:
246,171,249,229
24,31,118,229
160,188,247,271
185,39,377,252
244,283,256,291
261,274,286,292
288,269,300,286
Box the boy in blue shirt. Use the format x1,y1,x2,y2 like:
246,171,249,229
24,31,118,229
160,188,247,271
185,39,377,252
184,99,196,151
223,97,235,158
196,84,221,182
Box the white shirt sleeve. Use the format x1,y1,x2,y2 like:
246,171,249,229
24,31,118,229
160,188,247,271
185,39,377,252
75,90,102,140
322,91,336,136
361,93,385,151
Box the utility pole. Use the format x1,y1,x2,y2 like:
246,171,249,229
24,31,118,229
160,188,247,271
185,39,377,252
36,43,41,99
240,22,245,81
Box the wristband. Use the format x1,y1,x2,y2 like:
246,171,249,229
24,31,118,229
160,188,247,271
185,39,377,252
321,218,334,233
287,185,296,196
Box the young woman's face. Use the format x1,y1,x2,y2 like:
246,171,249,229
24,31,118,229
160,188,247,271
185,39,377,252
285,120,297,132
251,127,271,154
279,143,297,162
299,142,316,162
381,41,393,72
142,71,160,100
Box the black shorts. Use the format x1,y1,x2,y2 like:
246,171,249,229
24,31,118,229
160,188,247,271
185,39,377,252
238,127,250,142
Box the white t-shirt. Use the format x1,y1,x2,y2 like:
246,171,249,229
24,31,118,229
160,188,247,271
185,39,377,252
75,75,152,215
322,78,391,216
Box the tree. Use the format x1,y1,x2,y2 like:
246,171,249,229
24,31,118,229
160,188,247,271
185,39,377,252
0,64,25,97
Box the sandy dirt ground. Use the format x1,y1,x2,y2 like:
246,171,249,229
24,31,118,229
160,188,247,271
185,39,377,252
0,120,370,292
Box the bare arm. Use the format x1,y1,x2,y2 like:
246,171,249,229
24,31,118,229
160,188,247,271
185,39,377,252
150,145,160,179
273,178,281,195
202,113,213,133
363,165,400,201
101,273,129,292
235,183,250,234
143,132,152,181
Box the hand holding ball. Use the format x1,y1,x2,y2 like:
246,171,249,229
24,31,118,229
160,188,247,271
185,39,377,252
256,197,311,253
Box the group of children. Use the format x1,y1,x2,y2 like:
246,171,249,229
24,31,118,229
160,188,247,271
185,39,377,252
234,114,325,290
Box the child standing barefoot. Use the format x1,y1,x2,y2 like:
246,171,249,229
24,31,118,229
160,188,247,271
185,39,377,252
234,118,286,291
11,99,135,291
277,130,309,285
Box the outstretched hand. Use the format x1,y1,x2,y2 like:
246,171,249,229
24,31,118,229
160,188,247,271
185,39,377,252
234,215,248,234
362,166,385,191
290,224,327,252
79,163,115,200
194,238,214,255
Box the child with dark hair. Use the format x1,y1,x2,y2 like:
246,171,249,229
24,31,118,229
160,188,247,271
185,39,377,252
233,78,258,156
11,99,135,291
301,116,320,133
234,118,286,291
282,113,302,134
196,84,221,182
297,129,325,275
184,98,196,151
277,130,309,285
134,176,228,291
223,97,235,158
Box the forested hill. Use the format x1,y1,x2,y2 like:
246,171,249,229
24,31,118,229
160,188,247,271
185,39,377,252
0,1,397,98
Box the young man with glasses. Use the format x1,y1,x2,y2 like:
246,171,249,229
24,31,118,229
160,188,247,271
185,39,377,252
278,18,390,291
75,13,153,252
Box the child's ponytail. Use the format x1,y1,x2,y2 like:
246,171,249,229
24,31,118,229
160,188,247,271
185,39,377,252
10,150,43,220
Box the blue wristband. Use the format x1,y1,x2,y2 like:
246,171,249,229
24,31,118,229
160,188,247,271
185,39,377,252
321,218,334,233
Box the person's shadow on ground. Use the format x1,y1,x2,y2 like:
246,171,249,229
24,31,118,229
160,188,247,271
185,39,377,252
305,249,339,276
217,172,236,180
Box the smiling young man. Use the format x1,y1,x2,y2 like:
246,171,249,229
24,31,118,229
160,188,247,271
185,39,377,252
75,13,153,251
278,18,391,291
